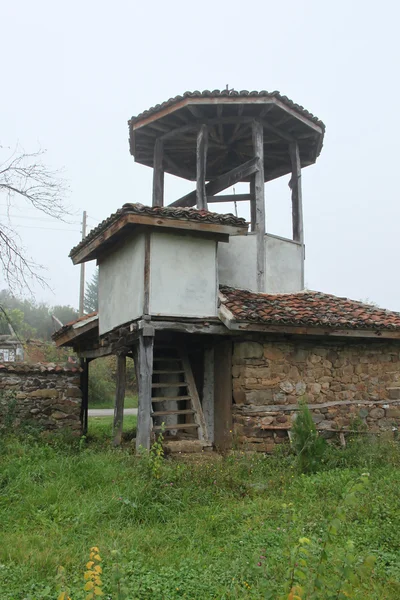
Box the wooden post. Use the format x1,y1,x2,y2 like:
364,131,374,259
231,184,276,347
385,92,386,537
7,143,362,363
113,354,126,447
80,358,89,435
214,341,232,452
252,121,266,291
196,124,208,210
152,139,164,207
202,347,214,443
289,141,305,289
135,331,154,452
289,142,303,244
249,177,256,232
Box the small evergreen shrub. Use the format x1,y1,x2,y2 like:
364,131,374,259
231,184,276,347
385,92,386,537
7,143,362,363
291,401,326,473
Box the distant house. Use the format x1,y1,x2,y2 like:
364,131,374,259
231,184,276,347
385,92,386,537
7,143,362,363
0,334,24,362
53,89,400,452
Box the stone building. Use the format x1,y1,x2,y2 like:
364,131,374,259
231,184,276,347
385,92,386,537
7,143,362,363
53,89,400,450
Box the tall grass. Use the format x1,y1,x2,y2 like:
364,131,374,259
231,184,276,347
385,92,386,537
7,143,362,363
0,432,399,598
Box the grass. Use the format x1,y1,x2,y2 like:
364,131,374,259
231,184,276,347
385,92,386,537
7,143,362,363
88,393,138,410
87,415,137,439
0,432,399,599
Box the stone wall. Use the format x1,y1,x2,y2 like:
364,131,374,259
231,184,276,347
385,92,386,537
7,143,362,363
232,339,400,451
0,363,82,434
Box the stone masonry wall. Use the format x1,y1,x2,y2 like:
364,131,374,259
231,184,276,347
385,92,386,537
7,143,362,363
232,339,400,452
0,363,82,434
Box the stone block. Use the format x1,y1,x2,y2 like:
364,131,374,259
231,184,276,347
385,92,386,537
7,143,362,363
51,411,68,420
28,389,59,399
369,408,385,419
259,416,274,427
233,390,246,405
387,388,400,400
64,387,82,398
386,407,400,418
264,346,284,361
233,342,264,360
308,383,321,395
280,381,294,394
245,390,274,405
295,382,306,396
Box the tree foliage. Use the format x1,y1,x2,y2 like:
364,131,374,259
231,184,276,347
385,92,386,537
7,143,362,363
0,145,69,291
0,289,77,340
84,269,98,314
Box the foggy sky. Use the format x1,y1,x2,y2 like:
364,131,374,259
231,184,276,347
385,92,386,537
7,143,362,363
1,0,399,311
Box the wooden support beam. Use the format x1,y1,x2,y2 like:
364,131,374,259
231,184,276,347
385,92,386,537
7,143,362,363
249,177,256,232
289,141,304,289
169,157,258,208
135,332,154,451
113,354,126,447
80,358,89,435
196,124,208,210
289,142,303,244
206,193,251,203
214,341,232,451
252,121,266,291
152,139,164,207
202,347,214,443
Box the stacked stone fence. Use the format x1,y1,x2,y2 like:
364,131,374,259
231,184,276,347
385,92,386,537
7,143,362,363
232,339,400,452
0,363,82,434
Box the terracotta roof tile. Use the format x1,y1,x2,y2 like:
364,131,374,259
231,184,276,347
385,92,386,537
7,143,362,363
129,89,325,130
69,203,247,259
220,286,400,331
0,362,81,373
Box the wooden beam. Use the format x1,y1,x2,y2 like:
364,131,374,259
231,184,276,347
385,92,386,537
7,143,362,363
250,177,256,232
252,120,266,291
113,354,126,447
203,347,214,442
152,139,164,207
135,332,154,451
206,194,251,203
169,157,258,208
196,124,208,210
139,318,228,335
80,358,89,435
78,346,112,359
289,141,303,244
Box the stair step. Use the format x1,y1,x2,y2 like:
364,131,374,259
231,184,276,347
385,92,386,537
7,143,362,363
153,357,183,363
153,423,199,431
151,396,191,402
152,382,188,388
152,409,195,416
153,370,185,375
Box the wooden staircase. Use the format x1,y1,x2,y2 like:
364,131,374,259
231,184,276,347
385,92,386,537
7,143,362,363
151,344,211,451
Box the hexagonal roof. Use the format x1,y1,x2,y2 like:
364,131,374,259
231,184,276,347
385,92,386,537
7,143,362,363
128,89,325,182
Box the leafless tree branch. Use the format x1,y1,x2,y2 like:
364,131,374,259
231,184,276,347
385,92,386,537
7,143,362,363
0,145,70,293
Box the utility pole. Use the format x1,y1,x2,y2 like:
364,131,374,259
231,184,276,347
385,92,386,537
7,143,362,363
79,210,87,317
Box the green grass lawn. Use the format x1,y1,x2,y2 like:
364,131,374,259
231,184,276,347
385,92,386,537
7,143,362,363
88,393,138,410
0,433,399,599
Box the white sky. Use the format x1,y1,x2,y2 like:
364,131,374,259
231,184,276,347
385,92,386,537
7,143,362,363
1,0,400,310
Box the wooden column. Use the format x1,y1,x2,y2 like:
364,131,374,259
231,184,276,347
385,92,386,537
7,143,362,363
135,331,154,452
289,141,303,244
202,347,214,443
252,121,266,291
113,353,126,447
214,340,232,452
80,358,89,435
196,124,208,210
249,177,256,232
152,138,164,207
289,141,305,289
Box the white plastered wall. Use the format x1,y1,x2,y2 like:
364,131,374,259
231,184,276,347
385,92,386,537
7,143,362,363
149,231,218,318
98,234,145,335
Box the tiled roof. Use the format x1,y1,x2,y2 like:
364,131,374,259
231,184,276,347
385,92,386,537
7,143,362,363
0,362,80,373
129,89,325,130
69,203,248,258
220,286,400,331
52,312,98,340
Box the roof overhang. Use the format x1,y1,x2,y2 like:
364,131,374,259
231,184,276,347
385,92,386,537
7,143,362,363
53,314,99,347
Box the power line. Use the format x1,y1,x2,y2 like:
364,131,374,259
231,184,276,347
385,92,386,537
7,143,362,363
7,224,81,232
0,213,80,224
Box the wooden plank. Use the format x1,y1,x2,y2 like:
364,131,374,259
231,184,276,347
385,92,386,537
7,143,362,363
206,194,251,203
152,139,164,207
214,340,232,451
234,398,400,414
169,157,258,208
152,409,195,416
153,423,199,431
151,395,191,402
202,347,214,443
289,142,303,244
113,354,126,447
135,333,154,451
78,346,112,359
196,124,208,210
149,320,228,336
179,348,208,441
151,382,188,388
252,121,266,291
249,176,256,232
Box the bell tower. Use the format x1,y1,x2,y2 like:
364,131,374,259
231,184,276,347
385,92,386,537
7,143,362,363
129,89,325,294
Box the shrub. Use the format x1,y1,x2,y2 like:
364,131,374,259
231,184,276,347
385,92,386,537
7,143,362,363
291,401,326,473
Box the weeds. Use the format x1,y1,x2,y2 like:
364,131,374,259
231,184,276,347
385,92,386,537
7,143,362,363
291,401,326,473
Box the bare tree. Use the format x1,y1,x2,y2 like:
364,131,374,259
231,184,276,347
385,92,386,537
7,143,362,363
0,145,69,292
